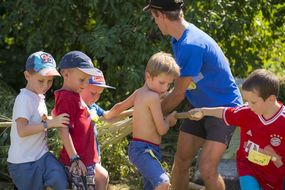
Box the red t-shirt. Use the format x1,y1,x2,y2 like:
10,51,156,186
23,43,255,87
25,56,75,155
224,103,285,190
53,89,99,166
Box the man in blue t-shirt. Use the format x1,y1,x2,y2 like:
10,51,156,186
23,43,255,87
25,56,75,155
144,0,243,190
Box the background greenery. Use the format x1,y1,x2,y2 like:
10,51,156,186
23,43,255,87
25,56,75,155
0,0,284,188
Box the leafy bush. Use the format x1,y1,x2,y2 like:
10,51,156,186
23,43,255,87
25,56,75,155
0,0,284,188
0,81,15,186
279,79,285,103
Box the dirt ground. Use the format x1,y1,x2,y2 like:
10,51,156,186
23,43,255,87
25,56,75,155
108,184,133,190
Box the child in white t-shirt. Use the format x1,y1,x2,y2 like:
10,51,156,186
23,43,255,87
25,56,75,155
7,51,70,190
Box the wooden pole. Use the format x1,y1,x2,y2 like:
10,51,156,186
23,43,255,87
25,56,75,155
0,122,11,128
175,111,203,119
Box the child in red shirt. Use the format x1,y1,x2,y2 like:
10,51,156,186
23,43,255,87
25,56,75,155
53,51,101,189
189,69,285,190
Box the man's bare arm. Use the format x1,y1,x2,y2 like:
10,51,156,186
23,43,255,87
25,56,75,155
161,77,192,114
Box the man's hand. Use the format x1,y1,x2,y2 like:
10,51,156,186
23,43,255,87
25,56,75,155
188,109,204,120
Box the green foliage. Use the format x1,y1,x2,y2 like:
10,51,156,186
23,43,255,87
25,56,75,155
280,80,285,103
0,0,285,187
100,138,141,184
184,0,285,77
1,0,284,105
0,81,15,186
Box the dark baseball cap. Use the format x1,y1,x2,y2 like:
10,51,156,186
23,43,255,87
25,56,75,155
59,51,99,76
143,0,184,11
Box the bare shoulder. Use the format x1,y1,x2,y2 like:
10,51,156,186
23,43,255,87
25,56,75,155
143,89,160,103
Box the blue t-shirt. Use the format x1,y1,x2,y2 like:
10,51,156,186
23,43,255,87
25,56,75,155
172,24,242,108
89,103,105,117
89,103,105,156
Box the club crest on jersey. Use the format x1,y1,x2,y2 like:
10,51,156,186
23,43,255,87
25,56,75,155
270,134,283,147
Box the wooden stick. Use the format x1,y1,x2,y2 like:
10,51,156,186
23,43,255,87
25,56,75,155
0,122,11,128
175,112,193,119
175,110,203,119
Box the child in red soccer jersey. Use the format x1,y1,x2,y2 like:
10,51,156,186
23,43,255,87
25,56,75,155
189,69,285,190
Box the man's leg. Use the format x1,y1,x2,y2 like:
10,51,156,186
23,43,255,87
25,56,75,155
155,182,170,190
171,131,204,190
199,140,227,190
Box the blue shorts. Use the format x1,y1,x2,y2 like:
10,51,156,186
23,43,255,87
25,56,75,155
128,140,169,190
239,175,262,190
8,152,68,190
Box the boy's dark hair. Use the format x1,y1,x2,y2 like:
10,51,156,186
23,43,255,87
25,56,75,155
242,69,279,101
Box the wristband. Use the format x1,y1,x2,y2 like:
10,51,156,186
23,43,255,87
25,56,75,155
70,154,80,164
42,120,48,132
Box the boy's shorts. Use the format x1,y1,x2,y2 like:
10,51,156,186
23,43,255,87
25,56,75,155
180,116,235,146
66,163,96,189
8,152,68,190
128,140,169,190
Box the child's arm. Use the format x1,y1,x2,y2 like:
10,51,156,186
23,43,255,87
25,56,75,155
148,93,177,135
165,111,177,127
59,128,87,175
101,109,133,123
188,107,225,120
16,113,69,137
103,90,137,120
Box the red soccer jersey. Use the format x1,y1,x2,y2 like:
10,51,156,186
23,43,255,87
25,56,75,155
53,89,99,166
223,103,285,190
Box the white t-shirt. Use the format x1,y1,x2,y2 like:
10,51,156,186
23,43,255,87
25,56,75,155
7,88,48,163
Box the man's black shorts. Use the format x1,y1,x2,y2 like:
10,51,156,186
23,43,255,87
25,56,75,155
180,116,235,146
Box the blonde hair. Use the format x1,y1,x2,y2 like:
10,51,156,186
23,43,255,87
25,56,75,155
145,52,180,78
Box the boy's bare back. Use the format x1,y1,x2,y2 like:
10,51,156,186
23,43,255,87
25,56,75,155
132,85,166,145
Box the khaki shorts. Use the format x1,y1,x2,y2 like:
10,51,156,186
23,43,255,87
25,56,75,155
180,116,235,146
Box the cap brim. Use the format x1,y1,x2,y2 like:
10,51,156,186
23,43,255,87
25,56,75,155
78,68,101,76
38,68,61,76
143,4,151,11
93,83,116,89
